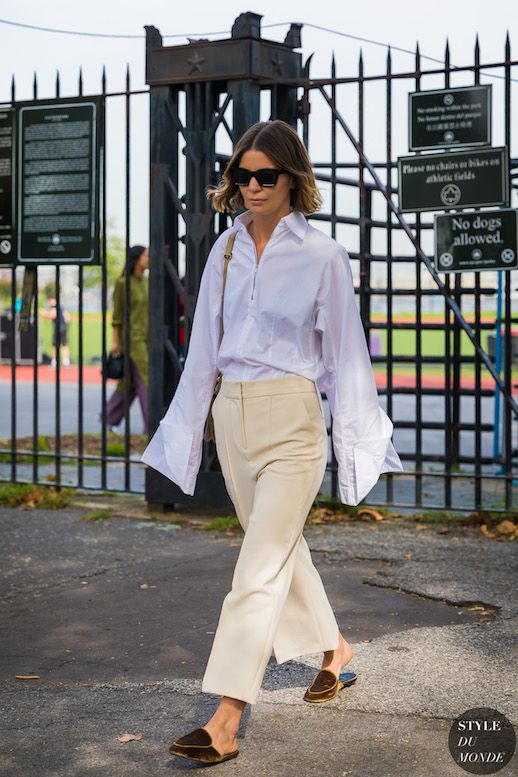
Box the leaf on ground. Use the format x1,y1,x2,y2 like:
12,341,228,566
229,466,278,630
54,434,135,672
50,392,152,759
118,732,143,743
479,522,518,539
494,520,516,536
308,507,334,524
357,508,384,521
139,583,157,589
15,675,40,680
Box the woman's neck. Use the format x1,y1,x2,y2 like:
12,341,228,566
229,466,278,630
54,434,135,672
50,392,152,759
247,205,293,243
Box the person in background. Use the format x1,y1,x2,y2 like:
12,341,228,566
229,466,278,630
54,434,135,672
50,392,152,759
104,245,149,434
40,297,71,368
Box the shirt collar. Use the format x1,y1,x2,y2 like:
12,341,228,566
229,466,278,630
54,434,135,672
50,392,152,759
233,208,308,241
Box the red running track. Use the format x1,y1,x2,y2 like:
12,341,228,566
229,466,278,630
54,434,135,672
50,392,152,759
0,364,513,392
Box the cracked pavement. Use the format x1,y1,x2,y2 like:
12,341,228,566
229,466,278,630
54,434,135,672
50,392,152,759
0,506,517,776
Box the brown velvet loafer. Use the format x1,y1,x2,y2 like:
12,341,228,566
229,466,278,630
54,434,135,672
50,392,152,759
303,669,357,703
168,727,239,764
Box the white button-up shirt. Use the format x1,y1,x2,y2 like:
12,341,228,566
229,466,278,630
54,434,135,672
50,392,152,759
141,208,404,504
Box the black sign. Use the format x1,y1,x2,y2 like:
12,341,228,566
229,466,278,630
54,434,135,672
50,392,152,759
398,146,509,213
434,208,518,273
16,97,102,264
409,85,491,151
0,108,15,262
448,707,516,774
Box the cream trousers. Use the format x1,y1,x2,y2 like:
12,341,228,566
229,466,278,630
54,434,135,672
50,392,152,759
201,374,340,705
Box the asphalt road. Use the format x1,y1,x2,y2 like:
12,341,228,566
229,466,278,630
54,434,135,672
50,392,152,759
0,506,516,776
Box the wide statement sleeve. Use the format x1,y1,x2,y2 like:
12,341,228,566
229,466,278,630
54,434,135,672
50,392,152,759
140,230,229,495
315,245,404,505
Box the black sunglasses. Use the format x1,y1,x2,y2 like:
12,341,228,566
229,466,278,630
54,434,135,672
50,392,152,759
229,167,289,188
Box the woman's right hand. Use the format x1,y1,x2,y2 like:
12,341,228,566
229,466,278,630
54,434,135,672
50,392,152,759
110,345,121,358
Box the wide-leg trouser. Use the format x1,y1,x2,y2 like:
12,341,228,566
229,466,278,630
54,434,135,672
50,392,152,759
105,358,148,433
200,374,340,705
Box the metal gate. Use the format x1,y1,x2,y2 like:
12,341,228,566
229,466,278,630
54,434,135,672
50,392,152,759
145,13,517,513
1,12,516,513
0,67,150,494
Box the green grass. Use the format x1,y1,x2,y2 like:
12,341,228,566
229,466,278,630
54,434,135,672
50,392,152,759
0,433,147,469
39,313,104,365
106,442,126,457
407,509,467,523
312,496,361,516
0,435,56,465
372,328,516,379
202,515,241,531
0,451,102,467
373,327,487,357
406,509,516,526
38,313,516,382
81,508,113,521
0,482,76,508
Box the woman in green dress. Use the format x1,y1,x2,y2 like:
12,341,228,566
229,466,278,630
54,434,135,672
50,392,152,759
105,244,149,433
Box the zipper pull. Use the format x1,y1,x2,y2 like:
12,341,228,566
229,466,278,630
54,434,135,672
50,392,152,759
251,263,258,300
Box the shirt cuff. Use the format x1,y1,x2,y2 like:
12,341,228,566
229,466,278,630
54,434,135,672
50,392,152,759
141,420,202,496
337,435,404,506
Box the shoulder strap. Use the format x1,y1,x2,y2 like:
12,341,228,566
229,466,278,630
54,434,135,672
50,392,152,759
220,230,237,339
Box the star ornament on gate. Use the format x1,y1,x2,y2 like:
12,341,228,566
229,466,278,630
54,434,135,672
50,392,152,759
270,54,284,76
186,51,207,74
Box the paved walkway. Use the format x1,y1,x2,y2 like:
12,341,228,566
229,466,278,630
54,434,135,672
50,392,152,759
0,503,516,776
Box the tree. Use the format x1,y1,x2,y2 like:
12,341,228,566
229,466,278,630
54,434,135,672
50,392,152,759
82,218,127,289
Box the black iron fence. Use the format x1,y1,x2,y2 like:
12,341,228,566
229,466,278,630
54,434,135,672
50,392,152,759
145,17,517,513
1,14,517,513
0,67,150,494
293,37,518,512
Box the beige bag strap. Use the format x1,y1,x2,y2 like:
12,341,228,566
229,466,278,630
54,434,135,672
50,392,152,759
219,230,237,340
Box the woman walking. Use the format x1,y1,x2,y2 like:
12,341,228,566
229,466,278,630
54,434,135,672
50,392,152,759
142,120,404,764
105,244,149,434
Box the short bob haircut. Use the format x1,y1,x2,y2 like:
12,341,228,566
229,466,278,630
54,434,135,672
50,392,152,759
206,119,323,215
